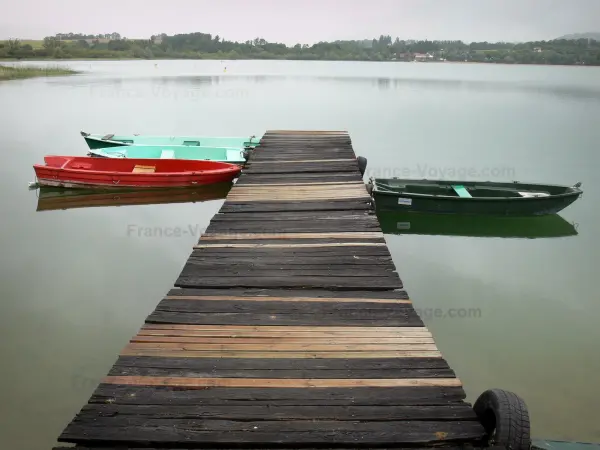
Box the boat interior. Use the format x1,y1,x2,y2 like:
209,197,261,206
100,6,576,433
375,179,575,198
43,156,227,173
92,146,245,162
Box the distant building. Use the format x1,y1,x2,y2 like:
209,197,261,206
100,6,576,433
534,47,542,53
413,53,434,61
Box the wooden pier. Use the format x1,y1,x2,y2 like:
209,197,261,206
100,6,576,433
53,131,486,449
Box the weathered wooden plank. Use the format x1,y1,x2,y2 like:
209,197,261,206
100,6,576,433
181,262,397,272
109,370,455,379
130,336,433,345
234,182,366,187
112,356,450,373
251,149,353,153
189,246,391,255
230,185,367,192
138,329,429,338
204,223,381,233
228,188,369,194
208,211,377,221
53,447,471,450
236,174,363,185
102,376,460,388
90,385,467,405
205,219,379,228
243,167,360,174
245,162,359,169
225,195,370,201
174,276,402,290
74,403,476,421
177,265,396,277
252,149,355,154
164,288,410,300
219,200,372,213
155,300,412,313
185,255,393,265
145,311,420,327
121,350,443,359
59,420,485,445
142,324,421,332
125,343,440,352
206,219,380,228
264,129,348,134
194,238,389,246
163,295,409,304
249,159,357,164
193,242,386,249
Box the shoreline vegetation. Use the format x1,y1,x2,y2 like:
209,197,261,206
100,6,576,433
0,64,77,80
1,32,600,66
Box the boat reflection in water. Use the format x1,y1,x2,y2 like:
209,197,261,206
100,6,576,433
377,211,578,239
35,182,232,212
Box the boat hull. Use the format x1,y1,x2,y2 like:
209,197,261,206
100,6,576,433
370,179,582,216
82,133,261,150
373,191,580,215
532,440,600,450
34,156,241,190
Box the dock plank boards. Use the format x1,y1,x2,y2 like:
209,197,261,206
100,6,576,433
55,131,484,449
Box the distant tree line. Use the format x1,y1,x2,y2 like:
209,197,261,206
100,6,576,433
1,32,599,65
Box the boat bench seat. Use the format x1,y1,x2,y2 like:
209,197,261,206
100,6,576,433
133,165,156,173
518,191,550,198
452,185,472,198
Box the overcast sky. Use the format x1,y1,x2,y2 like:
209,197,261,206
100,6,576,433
1,0,599,43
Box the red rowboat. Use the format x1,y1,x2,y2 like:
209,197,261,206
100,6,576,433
33,156,241,189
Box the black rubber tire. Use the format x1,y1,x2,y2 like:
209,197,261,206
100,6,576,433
473,389,531,450
357,156,367,176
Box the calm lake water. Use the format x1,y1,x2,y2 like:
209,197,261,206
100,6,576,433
1,60,599,448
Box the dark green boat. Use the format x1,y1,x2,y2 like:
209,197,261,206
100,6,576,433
378,211,578,238
368,178,582,215
532,441,600,450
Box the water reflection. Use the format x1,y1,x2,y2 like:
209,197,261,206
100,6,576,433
49,72,600,102
35,183,231,212
378,211,578,239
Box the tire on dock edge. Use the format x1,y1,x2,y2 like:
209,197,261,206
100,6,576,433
473,388,531,450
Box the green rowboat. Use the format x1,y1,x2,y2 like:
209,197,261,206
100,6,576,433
378,211,578,238
368,178,582,216
532,441,600,450
80,131,261,150
88,145,247,164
